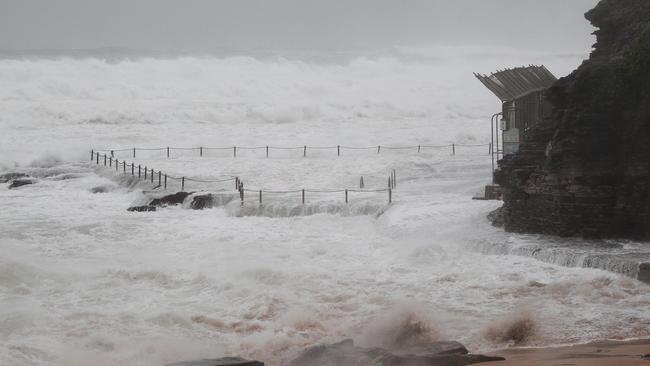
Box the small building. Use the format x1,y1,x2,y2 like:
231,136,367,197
475,65,557,155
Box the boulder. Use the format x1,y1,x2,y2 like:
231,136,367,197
165,357,264,366
8,179,35,189
287,339,503,366
190,194,215,210
0,172,28,183
149,192,193,207
127,205,157,212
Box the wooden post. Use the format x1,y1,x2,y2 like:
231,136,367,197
133,148,136,158
259,190,262,205
182,177,185,191
151,169,154,183
96,152,99,164
233,146,237,158
377,145,381,154
452,144,455,155
418,145,421,153
302,189,305,205
138,165,141,178
123,160,126,173
200,146,203,157
235,177,239,190
239,182,244,206
164,174,167,189
158,171,161,186
115,159,118,171
389,188,392,203
144,166,147,180
337,145,340,156
131,164,134,176
388,176,391,189
266,145,269,158
167,147,170,158
104,155,107,166
91,150,94,161
109,157,112,167
303,145,307,157
345,189,348,203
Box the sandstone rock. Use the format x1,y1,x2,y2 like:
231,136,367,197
165,358,263,366
8,179,35,189
494,0,650,239
0,172,28,183
287,339,503,366
127,205,156,212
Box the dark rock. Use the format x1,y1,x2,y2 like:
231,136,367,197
0,172,28,183
127,205,156,212
8,179,35,189
642,353,650,360
91,185,112,193
165,358,264,366
494,0,650,239
190,194,215,210
287,339,503,366
149,191,193,207
486,207,505,228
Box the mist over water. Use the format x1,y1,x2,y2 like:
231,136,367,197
1,47,649,366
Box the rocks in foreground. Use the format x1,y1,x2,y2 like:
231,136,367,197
166,357,263,366
287,339,504,366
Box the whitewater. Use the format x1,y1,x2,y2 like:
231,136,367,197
1,47,649,366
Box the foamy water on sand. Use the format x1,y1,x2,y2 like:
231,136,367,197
1,47,649,366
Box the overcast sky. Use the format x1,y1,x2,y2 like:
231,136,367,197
0,0,599,52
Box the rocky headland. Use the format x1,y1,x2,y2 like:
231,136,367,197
494,0,650,239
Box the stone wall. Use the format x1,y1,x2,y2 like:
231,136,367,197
494,0,650,239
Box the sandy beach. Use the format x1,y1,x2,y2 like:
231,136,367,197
485,339,650,366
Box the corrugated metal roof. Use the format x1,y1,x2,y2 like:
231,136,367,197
474,65,557,102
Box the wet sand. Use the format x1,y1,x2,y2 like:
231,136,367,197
484,339,650,366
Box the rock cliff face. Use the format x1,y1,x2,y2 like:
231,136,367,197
494,0,650,239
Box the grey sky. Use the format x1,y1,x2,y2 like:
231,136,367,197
0,0,599,52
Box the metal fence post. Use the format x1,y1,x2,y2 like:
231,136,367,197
91,150,94,161
302,189,305,205
259,190,262,206
182,177,185,191
158,171,161,186
138,165,141,178
233,146,237,158
200,146,203,157
167,147,170,158
151,169,154,183
345,189,348,203
133,148,136,158
389,188,392,203
452,144,455,155
164,174,167,189
337,145,340,156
